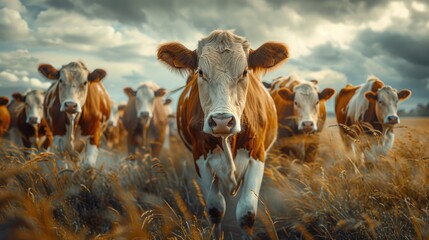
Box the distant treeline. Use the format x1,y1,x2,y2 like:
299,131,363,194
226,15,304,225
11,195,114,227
398,102,429,117
327,102,429,117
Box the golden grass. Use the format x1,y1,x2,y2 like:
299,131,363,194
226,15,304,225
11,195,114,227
0,118,428,239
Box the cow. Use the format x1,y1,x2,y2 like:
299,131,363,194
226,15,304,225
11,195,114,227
104,101,127,149
0,96,11,138
157,30,289,237
266,74,335,162
8,90,53,149
122,81,170,157
39,61,111,167
335,76,411,156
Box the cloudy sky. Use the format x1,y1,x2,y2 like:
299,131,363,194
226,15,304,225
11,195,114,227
0,0,428,112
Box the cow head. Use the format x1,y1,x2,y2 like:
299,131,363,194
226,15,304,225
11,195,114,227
124,81,166,127
38,61,106,114
12,90,45,125
158,30,288,137
278,79,335,133
365,86,411,125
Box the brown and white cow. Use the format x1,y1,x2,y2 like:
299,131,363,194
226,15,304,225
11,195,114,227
122,81,170,157
104,101,127,149
39,61,110,167
8,90,53,149
157,30,288,236
0,96,11,138
267,74,335,162
335,76,411,155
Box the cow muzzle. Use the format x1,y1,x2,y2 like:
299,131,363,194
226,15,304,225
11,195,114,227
27,116,40,125
63,101,79,114
139,111,152,126
207,113,237,136
385,115,399,125
300,121,316,133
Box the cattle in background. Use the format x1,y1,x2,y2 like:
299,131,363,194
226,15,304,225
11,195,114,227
0,96,11,138
267,74,335,162
40,61,110,167
104,101,127,149
8,90,53,149
122,81,170,157
335,76,411,155
157,30,289,237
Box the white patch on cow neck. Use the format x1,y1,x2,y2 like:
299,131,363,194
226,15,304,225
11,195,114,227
347,77,379,123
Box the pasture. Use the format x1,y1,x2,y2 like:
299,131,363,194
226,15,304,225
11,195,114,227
0,117,428,239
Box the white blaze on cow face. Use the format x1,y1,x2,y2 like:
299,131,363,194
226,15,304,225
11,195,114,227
292,83,320,132
365,86,411,125
197,33,250,137
38,61,107,115
133,81,166,127
13,90,45,125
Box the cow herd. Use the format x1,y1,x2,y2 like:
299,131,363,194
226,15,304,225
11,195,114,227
0,30,412,237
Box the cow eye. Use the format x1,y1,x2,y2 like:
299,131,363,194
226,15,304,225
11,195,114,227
316,101,320,105
378,100,383,104
198,69,203,77
83,81,88,86
294,101,298,106
59,79,63,84
243,69,248,77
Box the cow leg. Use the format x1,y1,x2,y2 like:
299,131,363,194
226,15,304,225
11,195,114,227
196,155,226,226
236,157,264,238
84,133,101,167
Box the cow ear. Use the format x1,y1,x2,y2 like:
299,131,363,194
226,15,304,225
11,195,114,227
248,42,289,74
365,91,377,102
319,88,335,101
277,88,294,102
398,89,411,101
38,64,59,80
12,93,25,103
0,96,9,105
124,87,136,97
262,82,272,89
164,98,172,105
88,69,107,82
155,88,167,97
158,42,198,73
310,79,318,85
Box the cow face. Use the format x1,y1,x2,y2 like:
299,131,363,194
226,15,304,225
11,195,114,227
124,82,166,127
13,90,45,125
278,81,335,133
158,30,289,137
38,62,106,114
365,86,411,125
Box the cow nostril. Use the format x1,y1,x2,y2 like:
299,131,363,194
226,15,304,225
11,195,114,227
208,117,217,128
227,118,235,128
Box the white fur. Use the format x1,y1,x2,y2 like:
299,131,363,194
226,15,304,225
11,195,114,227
236,158,264,234
85,143,98,167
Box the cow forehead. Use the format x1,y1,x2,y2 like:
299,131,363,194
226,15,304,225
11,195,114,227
197,31,249,76
59,62,89,83
378,86,398,102
136,83,158,99
25,91,44,105
294,83,319,102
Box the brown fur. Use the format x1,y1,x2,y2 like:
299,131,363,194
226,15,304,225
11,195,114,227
0,96,10,138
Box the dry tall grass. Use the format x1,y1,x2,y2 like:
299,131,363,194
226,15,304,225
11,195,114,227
0,118,428,240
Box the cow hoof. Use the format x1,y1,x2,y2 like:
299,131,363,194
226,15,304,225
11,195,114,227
208,207,224,225
239,211,255,236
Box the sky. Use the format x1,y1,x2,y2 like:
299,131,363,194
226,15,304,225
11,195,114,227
0,0,428,112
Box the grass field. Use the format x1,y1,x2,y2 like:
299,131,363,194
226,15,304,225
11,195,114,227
0,117,428,239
